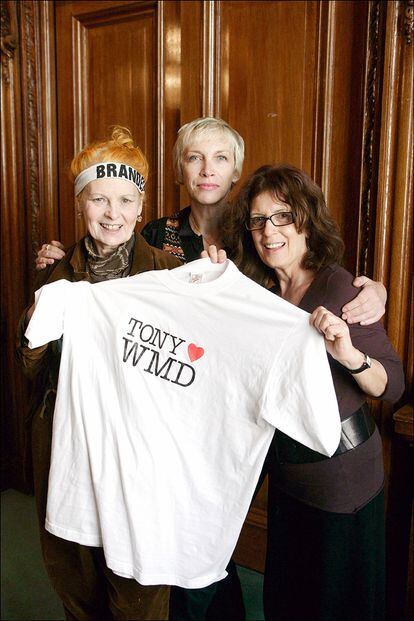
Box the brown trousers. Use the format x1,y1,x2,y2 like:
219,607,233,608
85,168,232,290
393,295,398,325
32,409,169,621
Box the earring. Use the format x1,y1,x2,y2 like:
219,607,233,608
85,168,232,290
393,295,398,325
137,215,143,222
77,212,82,217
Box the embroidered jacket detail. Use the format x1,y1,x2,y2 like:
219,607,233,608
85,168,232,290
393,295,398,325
163,213,186,262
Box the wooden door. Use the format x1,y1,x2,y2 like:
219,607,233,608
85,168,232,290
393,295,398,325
54,0,182,245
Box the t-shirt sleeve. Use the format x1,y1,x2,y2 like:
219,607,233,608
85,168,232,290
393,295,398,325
259,317,341,457
24,280,71,348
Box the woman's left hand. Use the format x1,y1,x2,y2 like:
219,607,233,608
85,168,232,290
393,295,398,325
310,306,388,396
200,245,227,263
310,306,365,369
341,277,387,325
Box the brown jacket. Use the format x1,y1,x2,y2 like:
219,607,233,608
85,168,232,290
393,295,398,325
15,231,176,618
16,232,180,411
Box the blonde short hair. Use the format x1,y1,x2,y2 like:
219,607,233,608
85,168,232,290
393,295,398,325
70,126,149,185
173,117,245,184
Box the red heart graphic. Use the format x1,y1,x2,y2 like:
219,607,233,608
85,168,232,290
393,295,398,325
188,343,204,362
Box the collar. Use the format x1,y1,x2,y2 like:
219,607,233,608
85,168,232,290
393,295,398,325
69,243,89,280
69,229,164,278
175,206,199,239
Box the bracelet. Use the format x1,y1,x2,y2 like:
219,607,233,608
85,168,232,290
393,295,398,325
348,353,372,374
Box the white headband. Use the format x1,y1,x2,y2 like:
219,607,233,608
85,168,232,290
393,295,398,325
74,162,146,196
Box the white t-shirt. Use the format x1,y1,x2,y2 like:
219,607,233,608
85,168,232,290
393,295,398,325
26,258,340,588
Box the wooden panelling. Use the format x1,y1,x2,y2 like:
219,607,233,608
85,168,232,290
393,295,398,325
159,0,181,217
1,0,59,491
218,1,318,182
1,2,412,608
356,0,387,277
1,1,32,491
213,0,377,559
54,0,183,237
214,0,322,540
20,0,59,291
372,0,413,439
316,0,369,273
179,0,204,124
1,0,20,489
233,502,267,573
55,1,161,243
375,1,413,362
373,3,413,617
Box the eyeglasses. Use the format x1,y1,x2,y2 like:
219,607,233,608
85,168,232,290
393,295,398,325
245,212,294,231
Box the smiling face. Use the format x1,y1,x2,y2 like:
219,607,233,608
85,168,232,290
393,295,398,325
181,131,240,207
78,178,142,256
250,191,308,277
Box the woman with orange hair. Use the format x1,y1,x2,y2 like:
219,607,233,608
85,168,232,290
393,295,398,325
17,126,179,620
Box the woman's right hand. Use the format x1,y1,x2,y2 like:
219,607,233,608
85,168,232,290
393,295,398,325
36,240,65,270
200,245,227,264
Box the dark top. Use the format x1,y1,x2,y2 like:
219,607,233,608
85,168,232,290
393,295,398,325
269,263,405,513
141,206,204,263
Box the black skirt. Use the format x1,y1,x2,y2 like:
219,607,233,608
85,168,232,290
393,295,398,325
263,485,385,621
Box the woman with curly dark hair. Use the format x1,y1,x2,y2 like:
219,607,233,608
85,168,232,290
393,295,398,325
224,164,404,621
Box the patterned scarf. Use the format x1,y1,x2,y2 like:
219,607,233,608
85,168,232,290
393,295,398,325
84,234,135,282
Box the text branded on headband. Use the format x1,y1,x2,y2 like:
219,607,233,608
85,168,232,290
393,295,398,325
74,162,146,196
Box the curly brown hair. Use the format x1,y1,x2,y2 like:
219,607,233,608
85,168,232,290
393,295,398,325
223,164,344,287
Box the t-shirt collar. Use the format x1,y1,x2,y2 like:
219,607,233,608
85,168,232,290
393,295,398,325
154,258,239,296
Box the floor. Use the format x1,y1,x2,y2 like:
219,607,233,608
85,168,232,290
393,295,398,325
1,489,264,620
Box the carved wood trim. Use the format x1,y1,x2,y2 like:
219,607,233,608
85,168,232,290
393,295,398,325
19,0,58,272
0,1,18,84
356,0,384,276
20,0,41,263
403,0,413,44
1,1,34,491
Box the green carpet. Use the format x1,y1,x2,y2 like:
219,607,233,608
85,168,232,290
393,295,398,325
1,489,264,620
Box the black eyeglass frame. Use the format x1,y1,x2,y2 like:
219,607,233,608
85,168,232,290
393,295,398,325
245,212,295,231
